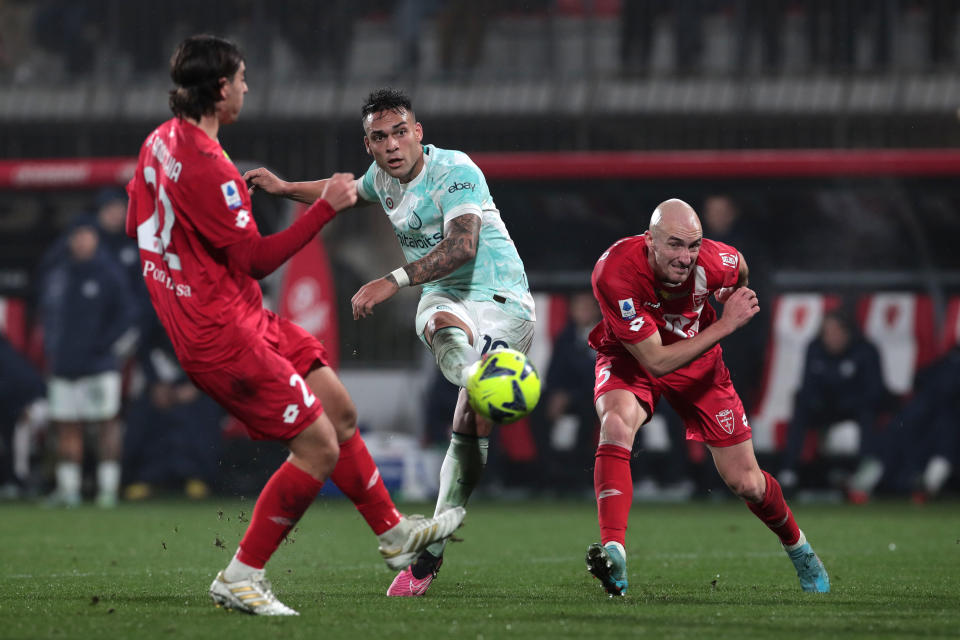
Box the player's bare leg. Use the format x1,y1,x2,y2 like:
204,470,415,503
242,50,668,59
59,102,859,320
94,418,122,508
50,421,83,507
306,366,466,570
709,440,830,593
586,390,646,596
389,314,485,596
210,415,339,616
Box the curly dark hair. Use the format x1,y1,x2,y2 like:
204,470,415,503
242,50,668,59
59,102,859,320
361,88,414,122
168,35,243,120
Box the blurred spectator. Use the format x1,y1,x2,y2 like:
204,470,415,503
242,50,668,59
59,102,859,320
0,0,37,80
436,0,493,79
777,310,889,492
532,291,600,493
848,342,960,502
0,334,45,499
701,194,767,409
95,187,149,313
929,0,958,69
804,0,895,72
393,0,440,77
32,0,96,76
733,0,784,74
620,0,703,76
122,316,223,500
276,0,356,79
38,215,136,507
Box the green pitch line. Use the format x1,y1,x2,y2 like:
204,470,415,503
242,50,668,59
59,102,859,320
1,499,958,639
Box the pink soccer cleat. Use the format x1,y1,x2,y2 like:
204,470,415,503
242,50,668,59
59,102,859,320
386,558,443,597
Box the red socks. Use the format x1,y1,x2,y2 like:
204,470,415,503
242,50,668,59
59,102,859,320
330,431,401,535
747,469,801,546
594,443,633,546
237,461,324,568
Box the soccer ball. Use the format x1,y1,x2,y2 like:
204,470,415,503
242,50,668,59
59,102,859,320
466,348,541,424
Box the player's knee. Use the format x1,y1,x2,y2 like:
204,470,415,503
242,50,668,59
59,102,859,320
598,411,636,448
725,471,765,502
332,403,358,441
290,419,340,478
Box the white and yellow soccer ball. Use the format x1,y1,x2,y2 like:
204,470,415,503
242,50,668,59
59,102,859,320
466,348,541,424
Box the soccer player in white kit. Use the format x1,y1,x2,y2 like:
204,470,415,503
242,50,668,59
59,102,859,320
245,88,536,597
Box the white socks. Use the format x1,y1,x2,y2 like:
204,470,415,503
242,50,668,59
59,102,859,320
431,327,479,387
223,551,262,582
784,530,807,552
425,433,488,557
97,461,121,500
56,462,81,501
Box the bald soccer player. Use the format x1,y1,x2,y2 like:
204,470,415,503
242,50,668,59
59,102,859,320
584,199,830,597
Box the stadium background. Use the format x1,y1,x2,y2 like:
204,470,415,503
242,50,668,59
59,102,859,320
1,0,959,502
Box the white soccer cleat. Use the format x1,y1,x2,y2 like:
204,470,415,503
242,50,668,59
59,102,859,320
378,507,466,571
209,570,299,616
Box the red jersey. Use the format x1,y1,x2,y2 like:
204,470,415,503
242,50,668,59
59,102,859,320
125,118,266,370
588,233,741,356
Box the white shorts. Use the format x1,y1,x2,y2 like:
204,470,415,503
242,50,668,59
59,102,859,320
48,371,122,422
416,291,535,356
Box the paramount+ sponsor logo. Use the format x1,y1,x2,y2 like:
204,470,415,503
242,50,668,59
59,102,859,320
447,181,476,193
396,231,443,249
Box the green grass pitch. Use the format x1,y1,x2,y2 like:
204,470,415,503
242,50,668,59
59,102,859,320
1,498,958,639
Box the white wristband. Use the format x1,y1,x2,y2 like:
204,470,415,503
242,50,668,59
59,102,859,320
389,267,410,288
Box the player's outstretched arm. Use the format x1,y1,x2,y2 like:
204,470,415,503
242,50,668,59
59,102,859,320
624,287,760,377
244,167,373,211
226,173,357,279
350,213,481,319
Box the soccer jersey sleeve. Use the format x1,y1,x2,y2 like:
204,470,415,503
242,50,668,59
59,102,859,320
357,162,378,203
592,257,658,345
706,240,742,290
434,165,484,225
184,161,259,249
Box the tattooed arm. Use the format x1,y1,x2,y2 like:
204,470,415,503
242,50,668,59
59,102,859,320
351,214,481,319
395,214,480,286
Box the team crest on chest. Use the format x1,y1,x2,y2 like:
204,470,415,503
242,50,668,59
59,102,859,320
407,210,422,229
715,408,735,434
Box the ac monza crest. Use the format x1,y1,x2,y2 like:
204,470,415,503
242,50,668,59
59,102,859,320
715,409,735,434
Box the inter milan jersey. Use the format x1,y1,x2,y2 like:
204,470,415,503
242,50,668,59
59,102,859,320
588,233,741,354
358,144,535,321
126,118,266,370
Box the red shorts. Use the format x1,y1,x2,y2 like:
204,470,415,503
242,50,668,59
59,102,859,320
593,345,751,447
186,311,330,441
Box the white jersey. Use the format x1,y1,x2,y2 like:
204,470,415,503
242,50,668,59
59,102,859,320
358,144,535,321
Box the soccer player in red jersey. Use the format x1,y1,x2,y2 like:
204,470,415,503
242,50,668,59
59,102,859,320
585,198,829,596
125,35,464,615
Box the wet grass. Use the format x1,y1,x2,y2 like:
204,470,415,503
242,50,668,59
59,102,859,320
1,498,957,639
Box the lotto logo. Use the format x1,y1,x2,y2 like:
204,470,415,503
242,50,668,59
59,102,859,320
283,404,300,424
235,209,251,228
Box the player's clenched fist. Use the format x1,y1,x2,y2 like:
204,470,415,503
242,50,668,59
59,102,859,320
321,173,358,212
243,167,287,196
719,286,759,330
